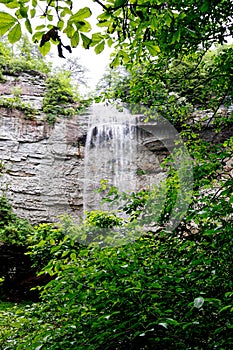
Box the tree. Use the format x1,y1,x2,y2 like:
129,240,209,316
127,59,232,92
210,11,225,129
0,33,51,74
96,44,233,128
0,1,232,65
95,65,128,95
54,56,88,85
15,34,43,60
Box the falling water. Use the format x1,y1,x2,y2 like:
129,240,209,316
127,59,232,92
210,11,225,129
83,104,138,213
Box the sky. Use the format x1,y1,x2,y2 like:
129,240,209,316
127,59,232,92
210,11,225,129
73,0,112,90
47,0,113,93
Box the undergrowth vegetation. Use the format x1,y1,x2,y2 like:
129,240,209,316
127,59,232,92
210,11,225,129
0,127,232,348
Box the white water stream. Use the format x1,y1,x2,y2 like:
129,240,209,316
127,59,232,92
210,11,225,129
83,104,138,213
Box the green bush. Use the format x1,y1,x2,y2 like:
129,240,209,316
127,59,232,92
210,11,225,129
0,131,232,348
0,77,232,348
0,196,32,246
85,210,123,228
0,161,232,348
0,96,38,120
0,217,232,349
42,73,80,122
27,220,81,271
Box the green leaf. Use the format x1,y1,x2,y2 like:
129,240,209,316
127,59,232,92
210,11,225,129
219,305,233,313
61,7,72,17
118,49,130,63
25,18,32,34
110,53,120,68
8,23,22,43
97,19,110,28
39,41,51,56
94,41,105,54
35,345,43,350
75,20,91,32
158,322,168,329
32,0,37,7
32,31,44,43
70,7,92,22
114,0,127,7
50,239,55,245
145,42,161,56
80,33,92,49
30,8,36,18
0,11,17,36
107,37,113,47
200,1,209,12
171,29,181,43
71,31,79,47
70,252,77,260
150,16,158,30
57,20,64,30
4,1,19,9
92,32,105,44
164,13,172,27
35,24,45,30
19,5,28,18
47,14,53,21
64,23,75,39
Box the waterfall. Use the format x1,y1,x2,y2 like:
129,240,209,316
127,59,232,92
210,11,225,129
83,104,138,213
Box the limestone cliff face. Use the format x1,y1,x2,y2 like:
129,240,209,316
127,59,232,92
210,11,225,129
0,71,88,223
0,71,171,224
0,71,199,224
0,103,169,223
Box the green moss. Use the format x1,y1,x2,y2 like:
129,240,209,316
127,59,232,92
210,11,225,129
0,97,38,120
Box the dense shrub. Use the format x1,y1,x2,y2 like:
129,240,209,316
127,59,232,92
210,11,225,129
0,152,232,348
0,195,32,246
0,130,232,348
42,73,80,123
0,217,232,349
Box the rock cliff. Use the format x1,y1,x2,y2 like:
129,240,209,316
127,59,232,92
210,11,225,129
3,71,229,224
0,70,175,223
0,70,88,223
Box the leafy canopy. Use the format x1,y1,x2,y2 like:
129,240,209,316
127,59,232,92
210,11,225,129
96,44,233,126
0,0,232,64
